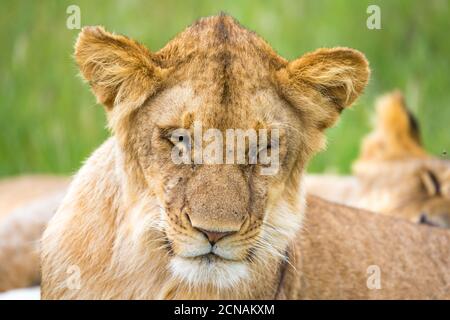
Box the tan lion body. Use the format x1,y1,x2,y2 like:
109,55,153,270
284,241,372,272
41,15,450,299
283,195,450,299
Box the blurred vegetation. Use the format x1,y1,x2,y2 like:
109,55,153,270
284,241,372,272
1,0,449,177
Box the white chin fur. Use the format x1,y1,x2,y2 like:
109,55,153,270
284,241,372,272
169,256,249,289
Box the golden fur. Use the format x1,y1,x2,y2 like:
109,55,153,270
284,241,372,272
0,175,68,291
41,15,449,299
281,195,450,299
306,91,450,227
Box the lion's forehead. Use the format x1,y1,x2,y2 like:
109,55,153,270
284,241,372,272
149,80,290,130
155,17,286,128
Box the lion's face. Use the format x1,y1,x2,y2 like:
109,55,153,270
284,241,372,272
353,161,450,229
391,191,450,229
130,81,301,286
416,198,450,228
395,167,450,228
74,15,369,288
354,91,450,229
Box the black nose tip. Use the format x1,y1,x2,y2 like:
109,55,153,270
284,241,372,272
195,228,235,244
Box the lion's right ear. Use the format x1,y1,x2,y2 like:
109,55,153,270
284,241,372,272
75,26,165,110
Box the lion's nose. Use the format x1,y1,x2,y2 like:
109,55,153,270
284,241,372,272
195,228,235,244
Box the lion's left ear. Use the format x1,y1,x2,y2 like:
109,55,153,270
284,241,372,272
75,26,166,111
276,47,370,129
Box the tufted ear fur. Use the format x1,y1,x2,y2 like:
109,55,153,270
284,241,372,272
375,90,421,145
75,26,165,111
276,47,370,129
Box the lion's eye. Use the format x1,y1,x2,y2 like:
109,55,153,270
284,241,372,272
168,132,191,149
172,135,184,143
258,143,272,155
261,144,271,151
246,143,271,165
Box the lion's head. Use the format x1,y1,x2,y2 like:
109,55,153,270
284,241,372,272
381,162,450,228
354,91,450,228
74,15,369,289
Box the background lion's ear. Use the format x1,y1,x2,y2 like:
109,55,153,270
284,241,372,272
420,169,440,196
75,26,165,110
276,47,370,129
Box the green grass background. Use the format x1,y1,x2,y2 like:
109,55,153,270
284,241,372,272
1,0,449,177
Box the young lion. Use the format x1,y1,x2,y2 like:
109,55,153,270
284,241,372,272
306,91,450,227
41,15,450,299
